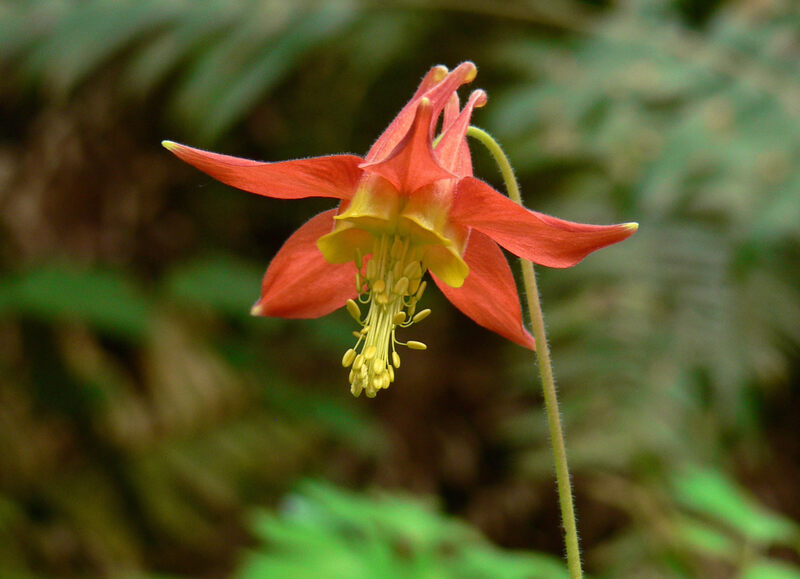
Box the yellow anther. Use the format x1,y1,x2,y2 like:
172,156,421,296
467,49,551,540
341,234,432,397
403,262,421,279
415,281,427,299
390,237,404,258
366,259,377,280
346,299,361,322
342,348,357,367
393,276,409,295
412,309,431,324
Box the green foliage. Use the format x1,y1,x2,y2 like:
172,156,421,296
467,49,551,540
489,0,800,469
480,0,800,574
0,0,416,143
668,467,800,574
0,263,152,340
741,561,800,579
236,481,568,579
673,467,799,548
0,258,380,576
162,252,265,318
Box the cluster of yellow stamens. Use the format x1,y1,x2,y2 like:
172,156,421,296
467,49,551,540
341,235,430,397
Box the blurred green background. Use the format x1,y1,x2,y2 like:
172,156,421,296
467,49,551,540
1,0,799,577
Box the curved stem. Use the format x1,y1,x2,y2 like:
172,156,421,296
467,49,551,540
467,126,583,578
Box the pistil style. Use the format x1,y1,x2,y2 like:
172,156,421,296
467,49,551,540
341,235,429,397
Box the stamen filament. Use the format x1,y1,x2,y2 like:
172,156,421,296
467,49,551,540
342,233,430,397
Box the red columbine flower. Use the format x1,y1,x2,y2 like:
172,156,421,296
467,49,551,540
163,62,637,398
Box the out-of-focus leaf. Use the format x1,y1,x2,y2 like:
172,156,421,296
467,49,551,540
672,468,799,547
22,0,180,95
742,561,800,579
1,0,371,145
239,481,568,578
125,4,235,97
162,253,264,317
673,516,737,560
193,3,358,141
458,547,570,579
0,263,152,340
0,2,54,58
491,0,800,476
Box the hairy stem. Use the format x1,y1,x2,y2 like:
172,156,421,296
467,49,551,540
467,125,583,578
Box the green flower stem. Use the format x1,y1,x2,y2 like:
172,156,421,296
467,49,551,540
467,126,583,579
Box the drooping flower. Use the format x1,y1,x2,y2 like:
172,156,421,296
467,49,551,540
163,62,637,398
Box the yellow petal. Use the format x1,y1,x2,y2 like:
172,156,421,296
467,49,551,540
423,243,469,288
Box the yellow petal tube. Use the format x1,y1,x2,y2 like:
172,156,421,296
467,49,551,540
317,175,402,264
318,176,471,396
398,181,469,288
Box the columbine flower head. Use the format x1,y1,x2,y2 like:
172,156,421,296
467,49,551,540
164,62,637,398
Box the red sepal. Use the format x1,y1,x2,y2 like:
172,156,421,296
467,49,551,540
452,177,638,268
163,142,362,200
432,230,535,350
252,210,358,318
360,99,454,194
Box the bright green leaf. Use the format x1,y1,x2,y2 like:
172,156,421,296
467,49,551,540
672,467,799,547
